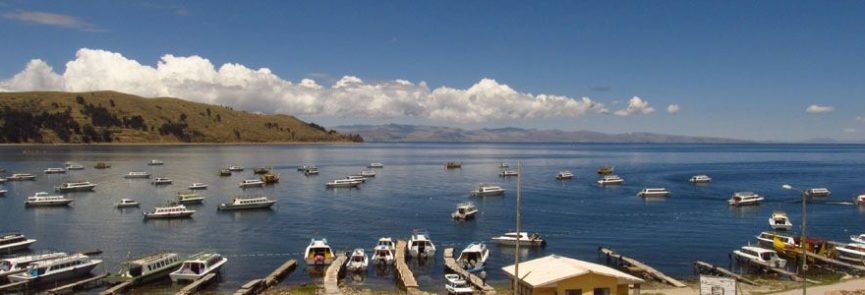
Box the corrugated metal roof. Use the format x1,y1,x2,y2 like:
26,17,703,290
501,254,645,287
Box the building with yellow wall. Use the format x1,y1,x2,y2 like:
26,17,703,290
502,254,644,295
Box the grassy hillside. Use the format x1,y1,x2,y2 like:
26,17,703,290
0,91,363,144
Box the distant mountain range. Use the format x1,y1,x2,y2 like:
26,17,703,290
334,124,751,143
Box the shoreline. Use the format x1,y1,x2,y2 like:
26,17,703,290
0,141,361,146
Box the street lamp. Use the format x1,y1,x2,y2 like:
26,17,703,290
782,184,807,295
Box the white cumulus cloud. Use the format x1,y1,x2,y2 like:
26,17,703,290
614,96,655,116
666,104,680,114
806,104,834,113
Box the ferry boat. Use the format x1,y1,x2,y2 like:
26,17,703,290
0,252,67,279
346,248,369,272
303,167,320,176
261,173,280,184
637,187,670,198
326,178,361,188
445,161,462,169
689,175,712,183
218,169,231,177
304,238,335,265
55,181,97,193
239,179,265,188
556,170,574,180
499,169,519,177
851,233,865,244
457,242,489,273
64,162,85,170
597,165,615,175
728,192,764,207
218,195,276,211
253,167,271,174
188,183,208,190
368,162,384,168
94,162,111,169
756,232,796,248
44,167,66,174
371,237,395,265
25,192,73,207
115,198,140,208
147,159,164,166
445,274,475,295
408,229,436,258
835,243,865,264
732,246,787,268
804,187,831,198
7,173,36,181
769,211,793,231
151,177,173,185
7,254,102,285
359,170,376,177
228,165,244,172
451,202,478,220
0,232,37,253
597,175,624,185
176,192,205,205
169,252,228,283
112,252,184,285
491,232,546,247
346,175,367,183
124,171,151,179
855,193,865,206
143,205,195,219
470,184,505,197
297,164,312,171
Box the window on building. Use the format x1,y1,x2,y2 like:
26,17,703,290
593,288,610,295
565,289,582,295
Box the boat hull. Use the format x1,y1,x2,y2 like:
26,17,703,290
116,203,140,208
8,262,99,285
56,185,96,193
638,192,670,198
143,212,194,219
0,239,36,253
26,200,73,207
218,202,276,211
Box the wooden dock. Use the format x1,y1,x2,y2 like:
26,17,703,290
175,273,216,295
809,244,865,273
599,247,687,288
443,247,496,294
232,259,297,295
100,280,134,295
46,273,109,295
0,280,28,293
693,261,757,285
232,279,264,295
323,254,348,295
394,240,422,294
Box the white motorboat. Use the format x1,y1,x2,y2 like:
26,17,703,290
239,179,265,188
188,183,208,190
64,162,85,170
297,164,312,171
115,198,140,208
756,232,796,248
491,232,546,247
0,232,37,253
151,177,173,185
25,192,73,207
408,229,436,258
359,170,377,177
768,211,793,231
728,192,764,206
499,169,519,177
114,252,184,285
555,170,574,180
445,274,475,295
148,159,164,166
7,173,36,181
176,192,205,205
0,189,5,196
55,181,97,193
733,246,787,268
124,171,151,179
303,167,320,176
326,178,361,188
44,167,67,174
0,177,5,183
218,195,276,211
304,238,335,265
470,184,505,197
7,254,102,285
804,187,831,198
456,242,489,273
370,237,396,265
169,252,228,283
597,175,624,185
689,174,712,183
346,175,367,183
143,205,194,219
637,187,670,198
346,248,369,272
228,165,244,172
498,163,510,168
368,162,384,168
0,252,67,279
451,202,478,220
855,193,865,206
851,233,865,244
836,243,865,264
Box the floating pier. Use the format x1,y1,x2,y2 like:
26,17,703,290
46,273,109,295
394,240,423,294
693,261,757,285
443,247,496,294
323,253,348,295
599,247,687,288
175,273,217,295
805,250,865,273
232,259,297,295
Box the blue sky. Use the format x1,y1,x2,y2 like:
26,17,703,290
1,1,864,141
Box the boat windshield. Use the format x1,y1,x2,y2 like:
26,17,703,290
760,252,773,261
353,256,363,262
0,261,11,271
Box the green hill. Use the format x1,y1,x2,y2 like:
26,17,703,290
0,91,363,144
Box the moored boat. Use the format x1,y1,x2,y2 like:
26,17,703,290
732,246,787,268
151,177,173,185
597,175,624,185
0,252,67,280
303,167,320,176
689,174,712,183
408,229,436,258
94,162,111,169
637,187,670,198
218,169,231,177
756,231,796,249
64,162,84,170
851,233,865,244
115,198,140,208
0,232,37,253
169,252,228,283
804,187,831,198
555,170,574,180
304,238,335,265
147,159,164,166
371,237,395,265
218,195,276,211
253,167,271,174
470,184,505,197
367,162,384,168
7,254,102,285
836,243,865,264
188,183,208,190
326,178,361,188
110,252,184,285
359,170,376,177
445,274,474,295
55,181,97,193
728,192,764,206
768,211,793,231
597,165,615,175
239,179,265,188
25,192,72,207
261,173,280,184
855,193,865,206
491,232,546,247
124,171,151,179
451,202,478,220
445,161,462,169
44,167,66,174
228,165,244,172
176,192,205,205
456,242,489,273
346,248,369,272
143,204,194,219
7,173,36,181
499,169,519,177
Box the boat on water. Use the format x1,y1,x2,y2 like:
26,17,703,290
64,162,84,170
0,232,37,253
304,238,334,265
0,189,6,196
44,167,66,174
457,242,489,273
176,192,205,205
499,169,519,177
470,184,505,197
7,254,102,285
597,165,615,175
445,161,462,169
851,234,865,244
169,252,228,283
408,229,436,258
218,169,231,177
637,187,670,198
756,232,796,249
346,175,367,183
151,177,173,185
261,173,280,184
451,202,478,220
188,183,208,190
143,205,195,219
326,178,361,188
111,252,184,285
556,170,574,180
55,181,97,193
147,159,164,166
303,167,320,176
346,248,369,272
7,173,36,181
728,192,764,206
498,163,510,168
835,243,865,264
218,195,276,211
597,175,624,185
0,252,67,280
371,237,395,265
732,246,787,268
124,171,151,179
491,232,546,247
297,165,313,171
253,167,271,174
855,193,865,206
368,162,384,168
359,170,376,177
689,174,712,183
769,211,793,231
115,198,140,208
444,274,474,295
804,187,831,198
239,179,265,188
25,192,73,207
228,165,244,172
94,162,111,169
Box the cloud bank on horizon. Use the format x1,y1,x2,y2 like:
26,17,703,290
0,48,671,123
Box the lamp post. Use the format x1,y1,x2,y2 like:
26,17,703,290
783,184,807,295
513,161,522,295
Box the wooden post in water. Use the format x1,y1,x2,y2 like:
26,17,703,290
513,161,521,295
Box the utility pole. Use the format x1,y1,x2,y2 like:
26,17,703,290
801,190,807,295
513,161,522,295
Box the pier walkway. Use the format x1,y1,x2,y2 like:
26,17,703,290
323,254,347,295
600,247,687,288
443,247,496,294
232,258,297,295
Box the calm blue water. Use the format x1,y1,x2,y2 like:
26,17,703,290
2,143,865,293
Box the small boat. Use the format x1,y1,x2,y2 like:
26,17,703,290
261,173,280,184
253,167,271,174
851,233,865,244
456,242,489,273
239,179,265,188
445,274,475,295
732,246,787,268
176,192,205,205
124,171,151,179
769,211,793,231
499,169,519,177
756,231,796,248
7,173,36,181
359,170,376,177
6,254,102,285
55,181,97,193
637,187,670,198
297,165,312,171
689,174,712,183
218,195,276,211
854,193,865,206
804,187,831,198
64,162,85,170
0,232,37,253
470,184,505,197
25,192,73,207
151,177,173,185
115,198,140,208
445,161,462,169
835,243,865,264
326,178,362,188
228,165,244,172
491,232,546,247
371,237,395,265
303,167,320,176
555,170,574,180
143,205,195,219
169,252,228,283
0,252,67,279
597,165,615,175
346,248,369,272
188,183,208,190
498,163,510,168
346,175,367,183
304,238,335,265
218,169,231,177
44,167,67,174
408,229,436,258
728,192,764,207
451,202,478,220
368,162,384,168
94,162,111,169
147,159,164,166
0,189,6,196
112,252,184,285
0,177,6,183
597,175,624,185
